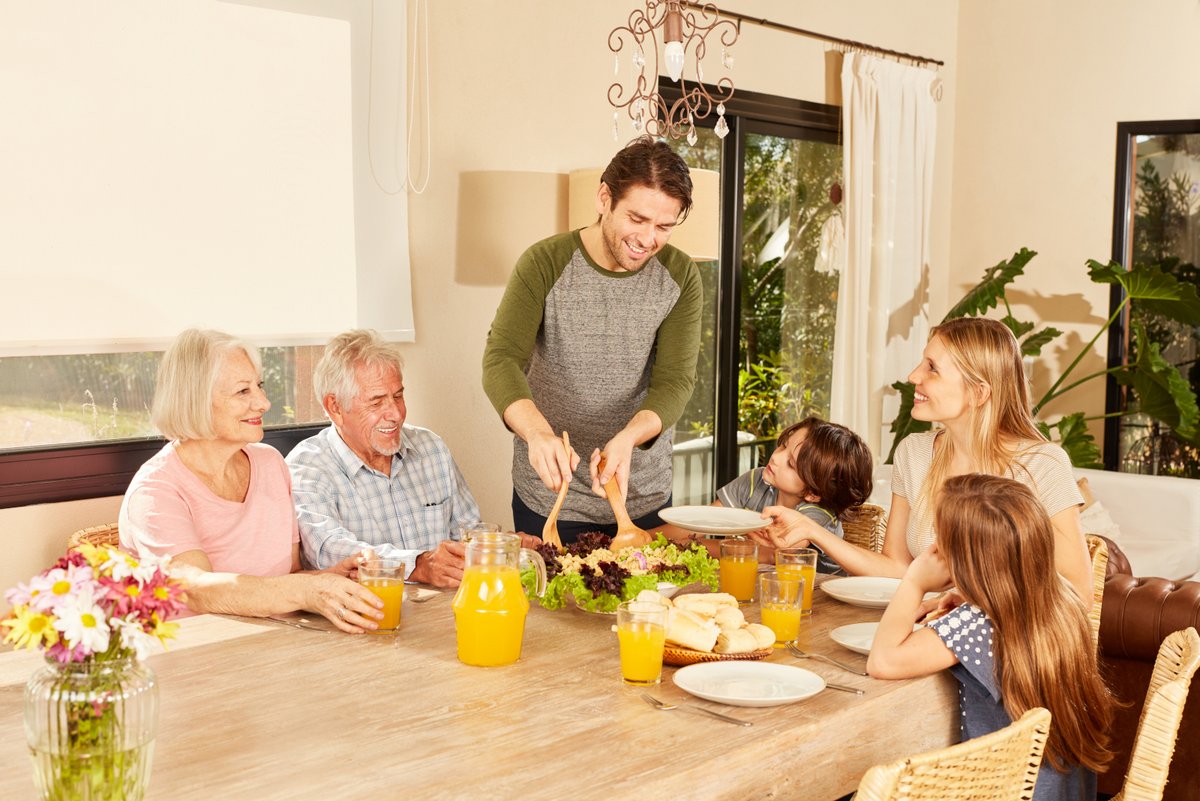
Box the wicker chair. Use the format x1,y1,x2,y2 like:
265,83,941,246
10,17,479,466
1111,627,1200,801
1086,534,1108,652
853,707,1051,801
843,503,886,553
66,523,121,552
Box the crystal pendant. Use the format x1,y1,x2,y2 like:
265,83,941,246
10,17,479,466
722,47,734,69
614,54,620,76
686,126,698,146
717,103,726,116
633,113,644,133
714,113,729,139
633,49,645,69
612,111,620,142
698,62,704,81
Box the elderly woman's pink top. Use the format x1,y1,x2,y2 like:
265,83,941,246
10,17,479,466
119,441,298,577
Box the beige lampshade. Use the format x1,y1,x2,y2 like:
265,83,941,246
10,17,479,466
567,167,720,261
455,170,569,286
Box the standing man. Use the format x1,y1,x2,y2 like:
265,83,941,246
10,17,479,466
482,136,702,544
288,329,481,588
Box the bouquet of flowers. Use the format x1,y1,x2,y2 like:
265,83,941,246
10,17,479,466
2,543,186,662
2,544,186,801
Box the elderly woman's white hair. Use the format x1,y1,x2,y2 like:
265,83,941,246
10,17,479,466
314,329,405,411
151,329,262,441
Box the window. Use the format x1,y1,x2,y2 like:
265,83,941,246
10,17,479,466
664,82,841,503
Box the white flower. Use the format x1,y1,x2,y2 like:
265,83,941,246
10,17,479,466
101,550,139,582
112,616,153,660
53,591,111,655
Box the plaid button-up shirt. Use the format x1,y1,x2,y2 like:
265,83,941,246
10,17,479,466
287,424,480,574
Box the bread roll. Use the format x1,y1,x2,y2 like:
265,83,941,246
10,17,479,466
714,628,759,654
635,589,672,607
666,608,720,652
672,598,719,618
714,606,745,630
745,623,776,650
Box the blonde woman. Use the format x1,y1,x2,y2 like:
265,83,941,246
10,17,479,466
755,317,1092,605
869,474,1113,799
119,329,383,633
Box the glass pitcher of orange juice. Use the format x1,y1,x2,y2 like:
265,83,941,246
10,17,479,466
452,532,546,667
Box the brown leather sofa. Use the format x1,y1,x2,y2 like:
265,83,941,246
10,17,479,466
1098,538,1200,799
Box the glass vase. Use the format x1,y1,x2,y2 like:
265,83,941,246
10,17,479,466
24,656,159,801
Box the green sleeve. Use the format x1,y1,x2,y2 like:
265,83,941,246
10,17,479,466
481,235,570,418
639,247,703,433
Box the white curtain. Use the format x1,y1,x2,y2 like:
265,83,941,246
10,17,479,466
829,53,938,459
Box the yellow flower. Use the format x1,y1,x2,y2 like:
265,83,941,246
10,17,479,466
76,542,108,569
149,612,179,645
1,606,60,650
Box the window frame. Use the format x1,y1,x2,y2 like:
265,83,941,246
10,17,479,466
0,425,326,509
659,79,839,490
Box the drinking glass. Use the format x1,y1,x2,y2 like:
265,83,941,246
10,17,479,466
616,600,669,686
776,547,818,616
758,571,804,645
358,558,405,631
457,522,502,542
719,539,758,603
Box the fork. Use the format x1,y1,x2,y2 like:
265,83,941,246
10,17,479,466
640,693,752,726
786,642,869,676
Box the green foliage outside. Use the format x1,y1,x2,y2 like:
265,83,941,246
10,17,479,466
886,249,1200,471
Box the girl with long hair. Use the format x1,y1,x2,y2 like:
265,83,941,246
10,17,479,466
754,316,1092,605
868,473,1113,800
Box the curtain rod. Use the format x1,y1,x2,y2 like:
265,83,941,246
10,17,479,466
682,2,944,68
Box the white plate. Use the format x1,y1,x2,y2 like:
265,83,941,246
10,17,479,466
820,576,903,608
830,622,881,655
830,622,923,655
672,661,826,707
658,505,769,536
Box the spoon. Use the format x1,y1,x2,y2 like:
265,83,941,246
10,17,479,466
640,693,752,726
597,455,652,551
541,432,571,552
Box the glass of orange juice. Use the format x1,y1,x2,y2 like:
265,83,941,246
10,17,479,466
719,539,759,603
358,558,405,631
616,600,669,685
777,547,818,616
759,571,803,645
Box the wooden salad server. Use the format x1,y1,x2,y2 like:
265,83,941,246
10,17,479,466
541,432,571,552
598,455,653,551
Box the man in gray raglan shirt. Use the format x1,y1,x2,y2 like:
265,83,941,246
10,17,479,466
481,136,702,545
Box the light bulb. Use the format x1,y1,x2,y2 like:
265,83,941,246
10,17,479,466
664,40,685,82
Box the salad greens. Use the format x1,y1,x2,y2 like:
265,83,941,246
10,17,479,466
523,533,719,613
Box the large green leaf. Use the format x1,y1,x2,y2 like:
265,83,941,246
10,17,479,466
885,381,933,464
1121,323,1200,442
1001,315,1035,340
942,248,1038,322
1087,260,1200,325
1043,412,1103,468
1020,327,1063,357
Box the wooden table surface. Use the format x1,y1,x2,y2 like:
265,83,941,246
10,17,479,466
0,587,956,801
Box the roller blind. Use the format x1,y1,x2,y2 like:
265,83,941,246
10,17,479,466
0,0,414,356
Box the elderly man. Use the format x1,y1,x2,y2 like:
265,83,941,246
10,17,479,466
287,329,481,588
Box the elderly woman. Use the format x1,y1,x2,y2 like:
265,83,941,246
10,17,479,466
119,328,384,633
755,317,1092,607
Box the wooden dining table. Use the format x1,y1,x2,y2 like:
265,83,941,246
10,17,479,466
0,584,957,801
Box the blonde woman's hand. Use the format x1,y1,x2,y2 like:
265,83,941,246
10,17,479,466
759,505,818,549
306,573,384,634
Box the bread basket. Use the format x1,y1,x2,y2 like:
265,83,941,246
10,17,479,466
663,644,773,666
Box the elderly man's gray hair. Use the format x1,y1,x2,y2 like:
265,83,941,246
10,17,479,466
313,329,405,410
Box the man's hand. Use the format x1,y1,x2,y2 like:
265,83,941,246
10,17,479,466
408,540,467,588
515,532,544,550
528,430,579,492
590,433,637,500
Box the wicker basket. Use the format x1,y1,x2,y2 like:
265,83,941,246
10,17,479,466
663,645,773,666
66,523,121,552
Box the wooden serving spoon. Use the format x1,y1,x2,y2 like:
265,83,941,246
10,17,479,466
541,431,571,552
597,455,653,551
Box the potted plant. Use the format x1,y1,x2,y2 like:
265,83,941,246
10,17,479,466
886,249,1200,467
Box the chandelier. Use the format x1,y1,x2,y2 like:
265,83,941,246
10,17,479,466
607,1,739,143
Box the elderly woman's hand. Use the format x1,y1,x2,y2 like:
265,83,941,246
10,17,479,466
305,573,385,634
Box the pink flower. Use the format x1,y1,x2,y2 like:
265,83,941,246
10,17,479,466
25,564,95,614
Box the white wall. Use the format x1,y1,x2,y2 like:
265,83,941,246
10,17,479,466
1,0,962,592
949,0,1200,434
